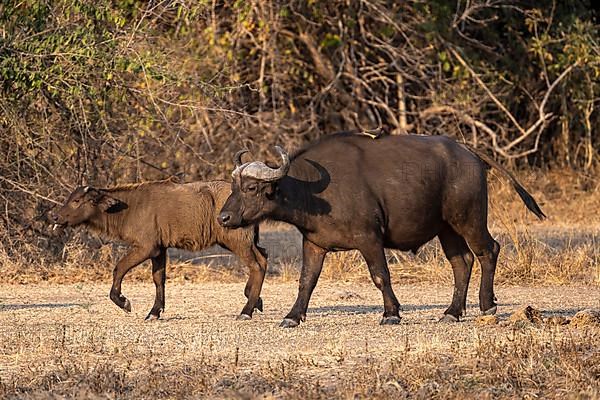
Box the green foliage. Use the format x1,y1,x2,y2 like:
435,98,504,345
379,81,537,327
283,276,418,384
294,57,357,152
320,33,341,49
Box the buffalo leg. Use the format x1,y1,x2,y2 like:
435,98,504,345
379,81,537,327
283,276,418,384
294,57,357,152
438,227,474,322
462,230,499,315
360,244,401,325
146,248,167,321
110,246,157,313
475,236,500,315
280,238,327,328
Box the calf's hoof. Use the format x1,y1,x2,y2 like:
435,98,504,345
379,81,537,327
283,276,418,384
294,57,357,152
482,305,497,316
380,316,402,325
279,318,299,328
236,313,252,321
255,297,263,313
439,314,459,323
110,291,132,312
145,313,160,321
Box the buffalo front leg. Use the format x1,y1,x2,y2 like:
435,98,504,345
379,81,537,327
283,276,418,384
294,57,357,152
280,238,327,328
360,244,401,325
146,248,167,321
110,246,157,313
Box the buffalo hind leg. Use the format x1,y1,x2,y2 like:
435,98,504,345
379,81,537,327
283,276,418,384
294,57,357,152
462,231,500,315
360,244,401,325
280,238,327,328
110,246,158,313
146,248,167,321
477,236,500,315
438,227,474,322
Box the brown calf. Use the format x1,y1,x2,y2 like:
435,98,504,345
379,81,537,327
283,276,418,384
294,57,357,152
52,179,267,320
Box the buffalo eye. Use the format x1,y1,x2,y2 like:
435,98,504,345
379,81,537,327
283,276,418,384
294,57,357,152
71,197,88,208
246,184,258,193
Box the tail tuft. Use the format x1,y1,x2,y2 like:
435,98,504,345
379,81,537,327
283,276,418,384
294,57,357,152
462,143,547,221
513,184,547,220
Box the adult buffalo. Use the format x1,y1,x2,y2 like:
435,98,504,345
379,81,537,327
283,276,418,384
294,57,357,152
51,179,267,320
218,133,545,327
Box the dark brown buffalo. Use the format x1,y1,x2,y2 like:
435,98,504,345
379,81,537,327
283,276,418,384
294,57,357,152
218,133,545,327
51,179,267,320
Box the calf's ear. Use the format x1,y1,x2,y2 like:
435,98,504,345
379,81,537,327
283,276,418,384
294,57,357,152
95,193,125,213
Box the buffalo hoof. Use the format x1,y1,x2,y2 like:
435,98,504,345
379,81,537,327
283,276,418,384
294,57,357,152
279,318,299,328
482,305,497,316
145,313,160,321
236,313,252,321
380,316,402,325
439,314,459,323
255,297,264,313
123,299,132,313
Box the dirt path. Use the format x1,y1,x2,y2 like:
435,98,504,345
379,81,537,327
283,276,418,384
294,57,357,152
1,282,598,398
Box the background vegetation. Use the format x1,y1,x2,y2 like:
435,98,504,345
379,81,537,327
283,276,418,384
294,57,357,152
0,0,598,274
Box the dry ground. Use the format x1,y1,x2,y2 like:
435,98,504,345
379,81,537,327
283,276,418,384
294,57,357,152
1,281,599,399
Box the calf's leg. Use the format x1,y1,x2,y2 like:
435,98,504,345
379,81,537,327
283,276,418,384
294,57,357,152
220,234,268,320
280,238,327,328
236,244,268,319
110,246,158,313
438,227,474,322
146,248,167,321
250,245,269,313
360,244,401,325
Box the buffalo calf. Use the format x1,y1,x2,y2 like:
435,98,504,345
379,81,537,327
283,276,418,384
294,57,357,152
52,179,267,320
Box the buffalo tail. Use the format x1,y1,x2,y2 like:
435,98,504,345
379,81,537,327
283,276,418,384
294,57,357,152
464,145,547,221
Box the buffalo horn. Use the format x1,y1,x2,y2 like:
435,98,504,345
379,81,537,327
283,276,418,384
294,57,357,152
233,149,250,168
239,146,290,182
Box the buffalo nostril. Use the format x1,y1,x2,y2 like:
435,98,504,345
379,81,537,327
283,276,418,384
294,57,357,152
219,213,232,225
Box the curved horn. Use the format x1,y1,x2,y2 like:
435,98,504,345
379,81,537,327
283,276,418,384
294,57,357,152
240,146,290,182
233,149,250,168
273,145,290,176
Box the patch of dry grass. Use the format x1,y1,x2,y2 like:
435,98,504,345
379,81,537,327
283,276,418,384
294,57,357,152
2,330,598,399
0,284,598,399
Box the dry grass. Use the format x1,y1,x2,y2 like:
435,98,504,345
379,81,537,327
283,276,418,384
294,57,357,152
2,169,599,287
0,283,598,399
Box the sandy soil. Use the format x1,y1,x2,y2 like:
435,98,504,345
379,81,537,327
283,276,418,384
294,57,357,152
1,281,599,396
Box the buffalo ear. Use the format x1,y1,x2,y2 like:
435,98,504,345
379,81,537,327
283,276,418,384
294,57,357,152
265,182,277,199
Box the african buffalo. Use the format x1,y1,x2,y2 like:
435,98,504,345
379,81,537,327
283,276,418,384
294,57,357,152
51,179,267,320
218,133,545,327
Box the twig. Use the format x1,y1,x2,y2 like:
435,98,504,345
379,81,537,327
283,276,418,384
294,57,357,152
0,176,61,205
